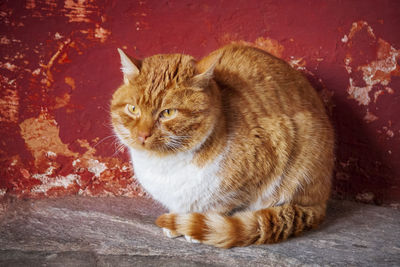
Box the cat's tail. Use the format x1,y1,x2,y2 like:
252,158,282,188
156,203,326,248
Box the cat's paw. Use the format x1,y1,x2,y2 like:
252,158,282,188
156,213,201,244
156,213,182,238
162,228,180,238
184,235,201,244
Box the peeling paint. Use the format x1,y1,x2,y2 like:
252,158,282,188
40,38,72,85
0,88,19,123
46,151,57,158
0,62,18,71
25,0,36,10
383,126,395,138
63,0,96,23
289,57,307,71
32,170,79,195
87,159,107,178
347,78,371,106
54,32,63,40
356,192,375,204
54,93,71,109
64,76,76,89
0,36,11,44
251,37,285,58
348,21,376,39
94,24,111,43
344,21,399,106
364,110,379,123
19,110,79,166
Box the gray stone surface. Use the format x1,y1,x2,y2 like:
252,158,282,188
0,196,399,266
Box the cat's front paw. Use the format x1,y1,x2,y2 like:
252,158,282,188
162,228,180,238
184,235,201,243
156,213,181,238
156,213,202,244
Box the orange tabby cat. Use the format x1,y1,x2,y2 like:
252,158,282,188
110,44,334,248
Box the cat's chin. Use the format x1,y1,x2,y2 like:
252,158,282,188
129,142,189,155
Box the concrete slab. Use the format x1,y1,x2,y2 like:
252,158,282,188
0,197,399,266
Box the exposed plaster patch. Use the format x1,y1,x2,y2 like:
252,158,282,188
87,159,107,178
347,78,371,105
383,126,395,138
363,110,378,123
360,39,399,85
63,0,96,23
46,151,57,158
0,62,18,71
122,165,129,172
385,87,394,94
32,171,79,195
348,21,375,39
387,130,394,138
289,57,307,71
32,68,41,75
54,32,63,40
94,24,111,43
11,159,18,166
0,188,6,197
344,21,399,106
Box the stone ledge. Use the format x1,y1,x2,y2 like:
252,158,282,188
0,197,399,266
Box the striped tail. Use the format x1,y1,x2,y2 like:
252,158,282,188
156,203,326,248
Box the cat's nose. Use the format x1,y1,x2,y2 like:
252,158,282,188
138,131,151,144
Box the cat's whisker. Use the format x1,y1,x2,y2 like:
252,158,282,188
99,106,110,113
93,135,115,148
111,142,127,157
102,122,115,130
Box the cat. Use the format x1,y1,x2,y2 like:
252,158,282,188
110,44,334,248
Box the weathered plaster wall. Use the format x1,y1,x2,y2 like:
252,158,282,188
0,0,399,205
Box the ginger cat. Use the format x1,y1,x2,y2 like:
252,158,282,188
110,44,334,248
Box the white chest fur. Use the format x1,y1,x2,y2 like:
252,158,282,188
129,148,223,213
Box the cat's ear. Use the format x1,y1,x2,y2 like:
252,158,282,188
117,48,140,85
191,53,221,89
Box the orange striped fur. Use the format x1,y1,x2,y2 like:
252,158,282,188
156,203,326,248
111,44,334,248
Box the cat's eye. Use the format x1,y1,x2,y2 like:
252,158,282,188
125,104,140,116
160,109,177,119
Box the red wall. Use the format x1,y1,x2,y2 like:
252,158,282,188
1,0,399,205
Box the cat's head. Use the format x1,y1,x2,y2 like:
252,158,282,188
110,49,221,155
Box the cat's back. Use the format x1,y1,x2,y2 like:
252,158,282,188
198,44,325,117
197,45,334,208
